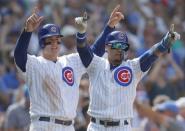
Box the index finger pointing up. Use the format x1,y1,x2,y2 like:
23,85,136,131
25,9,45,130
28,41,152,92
83,11,87,20
32,6,39,15
112,5,120,14
170,24,174,33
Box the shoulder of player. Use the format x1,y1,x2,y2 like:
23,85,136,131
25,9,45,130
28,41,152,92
93,54,107,61
58,53,79,60
27,54,42,61
125,57,140,66
56,53,83,65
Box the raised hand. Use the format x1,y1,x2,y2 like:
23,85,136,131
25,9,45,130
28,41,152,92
168,24,180,42
108,5,124,28
75,12,88,34
25,7,44,32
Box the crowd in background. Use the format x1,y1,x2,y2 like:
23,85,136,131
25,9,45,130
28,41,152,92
0,0,184,130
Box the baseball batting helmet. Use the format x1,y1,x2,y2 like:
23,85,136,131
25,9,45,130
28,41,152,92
38,24,63,48
105,31,129,51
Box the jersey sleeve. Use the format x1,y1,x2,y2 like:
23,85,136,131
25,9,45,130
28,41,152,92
23,54,40,84
15,54,38,81
129,57,149,83
25,54,38,72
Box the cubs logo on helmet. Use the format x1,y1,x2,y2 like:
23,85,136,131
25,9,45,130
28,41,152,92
114,66,132,86
62,67,74,86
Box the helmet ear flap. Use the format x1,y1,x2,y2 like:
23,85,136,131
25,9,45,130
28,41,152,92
124,44,129,51
39,39,45,48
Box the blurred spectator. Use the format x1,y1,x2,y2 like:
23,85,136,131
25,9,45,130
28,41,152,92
153,95,170,106
0,62,12,111
60,25,77,55
75,76,90,131
145,54,184,105
176,97,185,129
4,86,30,131
135,100,185,131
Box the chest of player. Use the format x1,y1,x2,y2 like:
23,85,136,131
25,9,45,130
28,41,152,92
34,60,76,88
93,65,137,93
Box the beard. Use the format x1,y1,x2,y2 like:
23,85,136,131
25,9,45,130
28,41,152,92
112,59,122,66
112,53,123,66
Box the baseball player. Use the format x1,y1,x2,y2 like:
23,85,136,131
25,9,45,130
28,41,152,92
76,13,181,131
13,6,123,131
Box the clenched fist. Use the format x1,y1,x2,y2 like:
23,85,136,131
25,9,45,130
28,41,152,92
75,12,88,34
168,24,180,42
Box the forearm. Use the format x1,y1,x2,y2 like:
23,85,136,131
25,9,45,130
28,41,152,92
91,25,114,56
135,101,164,124
76,32,93,68
14,29,32,72
139,33,172,72
152,32,172,56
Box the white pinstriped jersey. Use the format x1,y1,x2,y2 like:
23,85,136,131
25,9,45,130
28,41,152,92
87,55,148,119
19,53,85,120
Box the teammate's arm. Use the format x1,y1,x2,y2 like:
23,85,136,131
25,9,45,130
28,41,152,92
14,7,43,72
91,5,124,56
138,24,180,72
75,5,124,67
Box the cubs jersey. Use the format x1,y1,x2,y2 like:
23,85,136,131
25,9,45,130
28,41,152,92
18,53,85,120
87,55,148,119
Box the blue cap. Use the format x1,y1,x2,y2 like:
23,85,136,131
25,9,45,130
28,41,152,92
155,101,179,114
105,31,128,44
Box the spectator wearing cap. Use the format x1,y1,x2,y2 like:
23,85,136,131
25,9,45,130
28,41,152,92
176,97,185,129
153,94,170,106
135,100,185,131
60,25,77,55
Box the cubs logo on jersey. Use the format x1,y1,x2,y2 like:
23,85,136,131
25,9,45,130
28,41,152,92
114,66,132,86
62,67,74,86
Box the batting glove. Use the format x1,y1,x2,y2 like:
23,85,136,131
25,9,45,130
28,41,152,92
75,12,88,34
168,24,180,41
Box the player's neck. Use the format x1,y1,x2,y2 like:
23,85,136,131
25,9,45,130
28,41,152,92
43,54,58,62
108,59,122,67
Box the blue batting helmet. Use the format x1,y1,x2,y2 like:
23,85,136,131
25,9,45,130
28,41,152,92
105,31,129,51
38,24,63,48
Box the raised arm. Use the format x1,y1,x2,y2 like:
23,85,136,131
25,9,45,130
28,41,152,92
75,5,124,67
138,24,181,72
91,5,124,56
14,7,43,72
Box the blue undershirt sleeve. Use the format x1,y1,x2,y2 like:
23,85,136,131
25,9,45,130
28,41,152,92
139,50,158,72
139,32,171,72
91,25,114,56
14,30,32,72
76,32,93,68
